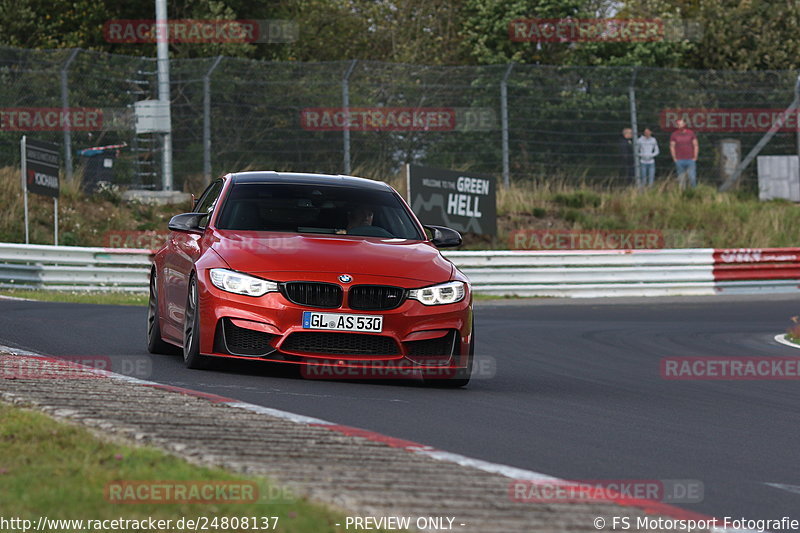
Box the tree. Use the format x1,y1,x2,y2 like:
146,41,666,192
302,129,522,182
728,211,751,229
459,0,592,65
688,0,800,70
2,0,800,69
609,0,800,70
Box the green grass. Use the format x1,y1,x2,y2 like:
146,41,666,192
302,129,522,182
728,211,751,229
0,289,147,306
472,293,556,302
490,179,800,250
473,293,520,301
0,402,394,532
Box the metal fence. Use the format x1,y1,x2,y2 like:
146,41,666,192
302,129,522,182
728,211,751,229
1,45,799,191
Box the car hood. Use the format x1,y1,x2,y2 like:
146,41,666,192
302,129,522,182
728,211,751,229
209,230,453,284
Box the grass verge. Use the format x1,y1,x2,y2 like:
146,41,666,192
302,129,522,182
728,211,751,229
4,164,800,250
0,166,178,246
386,173,800,250
0,401,393,532
0,289,147,306
472,293,524,301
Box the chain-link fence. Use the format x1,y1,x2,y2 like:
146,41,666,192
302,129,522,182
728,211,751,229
1,45,799,192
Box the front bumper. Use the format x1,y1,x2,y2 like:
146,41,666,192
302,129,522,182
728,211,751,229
196,272,473,372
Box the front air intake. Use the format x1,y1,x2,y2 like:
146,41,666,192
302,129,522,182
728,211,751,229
221,319,276,356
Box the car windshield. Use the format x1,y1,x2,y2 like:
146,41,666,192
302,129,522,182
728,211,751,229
216,182,424,240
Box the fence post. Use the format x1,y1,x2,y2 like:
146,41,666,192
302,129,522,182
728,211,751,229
342,60,357,175
501,64,514,188
720,74,800,191
203,56,224,185
60,49,80,183
629,67,640,187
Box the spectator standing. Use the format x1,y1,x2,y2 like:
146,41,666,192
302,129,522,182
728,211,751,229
637,127,659,187
618,127,635,181
670,118,699,187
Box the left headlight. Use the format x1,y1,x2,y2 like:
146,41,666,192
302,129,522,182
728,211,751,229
209,268,278,297
408,281,466,306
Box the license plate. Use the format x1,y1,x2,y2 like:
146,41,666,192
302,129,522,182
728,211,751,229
302,311,383,333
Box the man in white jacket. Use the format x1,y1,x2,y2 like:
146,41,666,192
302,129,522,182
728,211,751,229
637,128,660,186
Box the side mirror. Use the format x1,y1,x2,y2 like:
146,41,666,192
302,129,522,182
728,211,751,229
168,212,206,233
426,225,462,248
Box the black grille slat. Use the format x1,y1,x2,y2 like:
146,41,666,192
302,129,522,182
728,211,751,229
349,285,406,310
282,282,342,308
222,319,276,356
282,332,400,356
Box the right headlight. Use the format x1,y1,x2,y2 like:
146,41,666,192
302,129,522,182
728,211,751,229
408,281,466,306
209,268,278,297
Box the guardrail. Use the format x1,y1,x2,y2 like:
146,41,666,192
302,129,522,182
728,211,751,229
0,242,152,291
1,243,799,297
449,248,800,298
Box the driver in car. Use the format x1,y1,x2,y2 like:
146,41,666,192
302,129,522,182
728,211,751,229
347,206,374,232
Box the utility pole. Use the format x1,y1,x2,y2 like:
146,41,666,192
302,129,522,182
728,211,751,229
155,0,173,190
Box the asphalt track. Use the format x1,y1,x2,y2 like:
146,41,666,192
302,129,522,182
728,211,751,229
1,294,800,528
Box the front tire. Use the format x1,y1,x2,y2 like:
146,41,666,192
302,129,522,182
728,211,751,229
183,275,211,369
147,270,178,355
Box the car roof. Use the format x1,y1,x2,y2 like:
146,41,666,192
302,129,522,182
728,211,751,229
226,171,393,191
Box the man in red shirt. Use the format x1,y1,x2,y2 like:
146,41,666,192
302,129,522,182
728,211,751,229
670,118,699,187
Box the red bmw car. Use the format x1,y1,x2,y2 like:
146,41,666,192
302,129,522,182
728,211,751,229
147,171,474,387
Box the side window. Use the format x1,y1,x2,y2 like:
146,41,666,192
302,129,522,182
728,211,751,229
194,180,224,228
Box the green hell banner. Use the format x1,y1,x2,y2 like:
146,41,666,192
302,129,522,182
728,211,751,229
406,165,497,236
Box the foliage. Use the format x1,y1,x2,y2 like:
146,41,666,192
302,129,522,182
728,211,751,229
3,0,800,70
